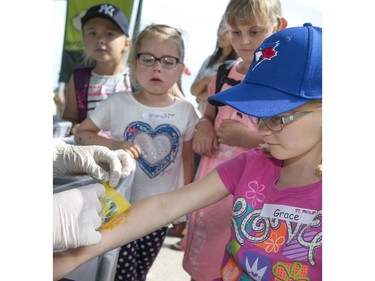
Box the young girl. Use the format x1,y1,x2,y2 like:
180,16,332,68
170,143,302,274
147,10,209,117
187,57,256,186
182,1,287,280
190,16,238,115
54,24,322,281
169,16,238,249
74,24,199,281
62,3,132,135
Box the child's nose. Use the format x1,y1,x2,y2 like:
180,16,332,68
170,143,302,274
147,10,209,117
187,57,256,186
240,35,251,45
256,120,270,133
96,35,106,45
152,60,163,70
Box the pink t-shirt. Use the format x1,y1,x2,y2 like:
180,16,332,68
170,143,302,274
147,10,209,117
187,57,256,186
204,61,258,169
182,61,258,281
216,148,322,281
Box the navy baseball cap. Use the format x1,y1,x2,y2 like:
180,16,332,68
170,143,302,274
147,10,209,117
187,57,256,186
208,23,322,118
81,3,129,36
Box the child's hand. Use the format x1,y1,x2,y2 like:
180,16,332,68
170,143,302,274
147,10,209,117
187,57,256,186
217,119,261,148
120,141,142,160
193,119,217,156
216,119,245,146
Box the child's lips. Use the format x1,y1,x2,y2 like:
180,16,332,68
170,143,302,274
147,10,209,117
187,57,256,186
262,142,279,148
240,49,254,54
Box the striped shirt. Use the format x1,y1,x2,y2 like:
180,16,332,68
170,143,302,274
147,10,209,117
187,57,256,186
87,70,131,112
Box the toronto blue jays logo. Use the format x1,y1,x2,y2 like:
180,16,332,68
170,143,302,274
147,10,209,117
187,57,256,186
252,41,280,70
124,121,180,178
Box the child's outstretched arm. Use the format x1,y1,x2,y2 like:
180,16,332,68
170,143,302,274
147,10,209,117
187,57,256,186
75,117,142,159
53,169,229,280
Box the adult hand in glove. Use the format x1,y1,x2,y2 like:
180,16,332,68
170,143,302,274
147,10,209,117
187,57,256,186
53,139,135,188
53,183,105,251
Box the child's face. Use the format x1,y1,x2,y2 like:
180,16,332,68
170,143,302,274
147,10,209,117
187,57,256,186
135,35,184,95
257,107,322,162
82,17,130,63
229,18,277,65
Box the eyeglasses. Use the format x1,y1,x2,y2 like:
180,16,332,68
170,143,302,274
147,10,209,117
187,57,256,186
248,111,312,132
136,53,181,69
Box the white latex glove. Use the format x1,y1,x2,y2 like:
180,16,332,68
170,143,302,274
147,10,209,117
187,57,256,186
53,139,135,187
53,183,105,251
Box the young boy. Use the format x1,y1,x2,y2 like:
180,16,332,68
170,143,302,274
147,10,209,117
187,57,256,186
62,3,132,135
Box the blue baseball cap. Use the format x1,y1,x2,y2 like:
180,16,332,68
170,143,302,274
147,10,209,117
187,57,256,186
208,23,322,118
81,3,129,36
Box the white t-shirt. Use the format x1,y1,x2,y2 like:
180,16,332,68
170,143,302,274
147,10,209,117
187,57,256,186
89,92,199,203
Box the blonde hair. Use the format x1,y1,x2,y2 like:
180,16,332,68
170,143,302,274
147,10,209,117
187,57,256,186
295,99,322,111
224,0,282,29
127,24,185,89
300,100,322,176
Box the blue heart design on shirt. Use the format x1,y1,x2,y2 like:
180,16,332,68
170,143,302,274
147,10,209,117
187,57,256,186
124,121,180,178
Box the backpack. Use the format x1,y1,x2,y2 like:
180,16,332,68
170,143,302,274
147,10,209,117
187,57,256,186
73,67,133,123
214,60,241,116
73,67,93,123
214,60,241,94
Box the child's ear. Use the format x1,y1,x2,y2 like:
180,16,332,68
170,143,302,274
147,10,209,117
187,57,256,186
122,38,132,53
177,63,185,78
277,18,288,31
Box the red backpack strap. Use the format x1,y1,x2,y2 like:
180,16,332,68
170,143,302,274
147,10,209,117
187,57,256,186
73,67,92,122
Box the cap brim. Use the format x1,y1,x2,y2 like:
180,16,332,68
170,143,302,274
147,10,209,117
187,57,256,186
208,82,309,118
